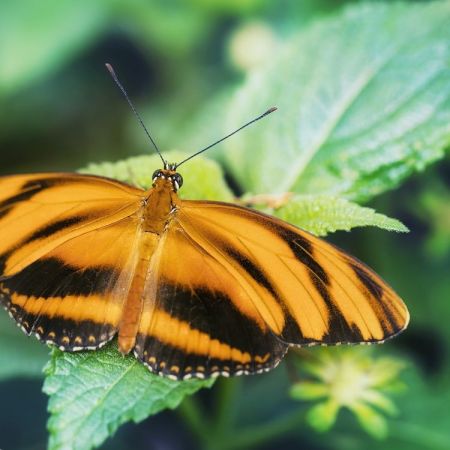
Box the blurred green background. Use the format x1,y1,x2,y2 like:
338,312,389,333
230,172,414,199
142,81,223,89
0,1,449,449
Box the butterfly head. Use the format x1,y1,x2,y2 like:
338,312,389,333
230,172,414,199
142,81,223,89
152,163,183,192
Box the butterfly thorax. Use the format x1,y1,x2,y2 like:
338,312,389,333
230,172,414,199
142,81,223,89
142,169,181,234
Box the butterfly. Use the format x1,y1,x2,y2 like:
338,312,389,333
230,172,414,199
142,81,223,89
0,66,409,381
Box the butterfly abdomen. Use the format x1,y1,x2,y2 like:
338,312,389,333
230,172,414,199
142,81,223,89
118,231,159,354
117,181,180,354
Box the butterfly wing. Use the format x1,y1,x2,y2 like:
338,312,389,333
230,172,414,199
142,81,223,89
0,173,144,349
135,200,409,379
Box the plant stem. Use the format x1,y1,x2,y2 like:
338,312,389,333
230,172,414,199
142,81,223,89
179,383,307,450
178,395,213,448
213,378,242,438
221,408,306,450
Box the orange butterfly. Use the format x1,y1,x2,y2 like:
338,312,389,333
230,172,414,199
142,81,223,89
0,66,409,380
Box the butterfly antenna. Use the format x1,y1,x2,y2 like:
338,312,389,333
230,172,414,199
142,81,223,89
105,63,165,166
176,106,278,168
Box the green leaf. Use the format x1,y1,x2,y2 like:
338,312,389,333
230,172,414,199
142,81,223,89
222,2,450,202
275,195,408,236
44,345,213,450
0,311,49,381
190,0,264,15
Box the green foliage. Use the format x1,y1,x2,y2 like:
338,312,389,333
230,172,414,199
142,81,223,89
44,344,213,450
221,2,450,201
0,0,265,97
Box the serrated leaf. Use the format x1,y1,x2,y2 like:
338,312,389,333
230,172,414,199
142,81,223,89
275,195,408,236
0,311,49,381
44,345,213,450
222,2,450,202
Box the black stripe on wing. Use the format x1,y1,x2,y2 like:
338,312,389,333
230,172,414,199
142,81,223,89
284,231,366,343
155,280,278,355
1,257,119,298
0,178,68,220
351,263,401,334
22,216,90,245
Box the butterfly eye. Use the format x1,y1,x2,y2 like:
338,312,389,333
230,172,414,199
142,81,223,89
152,170,161,181
173,173,183,191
